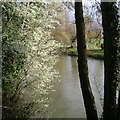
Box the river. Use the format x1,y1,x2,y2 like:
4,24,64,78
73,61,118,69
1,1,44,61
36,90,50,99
47,55,104,118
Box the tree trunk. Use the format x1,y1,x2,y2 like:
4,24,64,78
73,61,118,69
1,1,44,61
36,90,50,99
101,2,119,120
75,2,98,120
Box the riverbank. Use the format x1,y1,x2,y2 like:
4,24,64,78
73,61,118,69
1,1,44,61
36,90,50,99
59,47,104,60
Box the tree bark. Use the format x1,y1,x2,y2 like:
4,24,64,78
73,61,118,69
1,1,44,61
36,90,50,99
75,2,98,120
101,2,119,120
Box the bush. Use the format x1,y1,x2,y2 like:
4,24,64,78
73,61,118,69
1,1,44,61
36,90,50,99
2,2,61,118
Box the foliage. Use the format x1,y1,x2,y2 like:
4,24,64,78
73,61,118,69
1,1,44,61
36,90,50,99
86,38,101,49
2,2,61,118
2,3,26,118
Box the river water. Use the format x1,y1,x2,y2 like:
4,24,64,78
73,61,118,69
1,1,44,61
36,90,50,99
47,55,104,118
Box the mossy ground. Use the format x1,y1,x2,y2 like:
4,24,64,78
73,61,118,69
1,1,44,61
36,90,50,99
60,46,104,60
86,49,104,60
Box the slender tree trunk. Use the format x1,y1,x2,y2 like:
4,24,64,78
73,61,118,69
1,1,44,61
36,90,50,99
75,2,98,120
101,2,119,120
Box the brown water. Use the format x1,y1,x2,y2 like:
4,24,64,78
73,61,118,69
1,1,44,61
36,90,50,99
47,55,104,118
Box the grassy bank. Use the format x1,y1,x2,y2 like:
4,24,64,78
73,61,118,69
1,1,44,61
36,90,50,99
59,46,104,60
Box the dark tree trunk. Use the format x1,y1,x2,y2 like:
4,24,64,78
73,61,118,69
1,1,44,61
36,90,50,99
75,2,98,120
101,2,119,120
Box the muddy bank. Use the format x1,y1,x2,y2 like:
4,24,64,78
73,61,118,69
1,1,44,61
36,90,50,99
59,47,104,60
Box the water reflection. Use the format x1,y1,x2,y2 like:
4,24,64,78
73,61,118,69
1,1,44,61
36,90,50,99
88,58,104,116
48,55,104,118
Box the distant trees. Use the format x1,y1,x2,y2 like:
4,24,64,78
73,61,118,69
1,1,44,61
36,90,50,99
53,2,102,49
75,1,119,120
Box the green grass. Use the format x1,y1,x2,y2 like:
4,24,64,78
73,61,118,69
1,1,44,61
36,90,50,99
68,48,77,52
87,49,104,59
63,47,104,59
